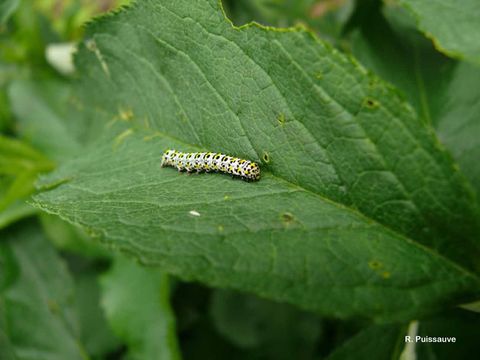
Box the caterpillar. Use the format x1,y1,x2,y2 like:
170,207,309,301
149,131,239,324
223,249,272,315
161,149,261,181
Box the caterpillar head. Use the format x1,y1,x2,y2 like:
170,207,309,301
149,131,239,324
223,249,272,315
245,162,261,181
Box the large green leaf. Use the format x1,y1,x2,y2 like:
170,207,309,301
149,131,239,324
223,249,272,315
33,0,480,320
398,0,480,65
100,256,180,360
0,223,87,360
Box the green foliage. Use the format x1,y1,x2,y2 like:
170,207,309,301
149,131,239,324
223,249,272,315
398,0,480,64
100,256,180,360
0,135,53,229
72,261,120,358
31,0,480,321
0,223,87,360
0,0,19,25
1,0,480,358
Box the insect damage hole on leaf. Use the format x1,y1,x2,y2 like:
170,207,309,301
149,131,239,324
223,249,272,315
262,151,270,164
277,113,286,125
363,97,380,109
368,260,383,270
281,212,295,225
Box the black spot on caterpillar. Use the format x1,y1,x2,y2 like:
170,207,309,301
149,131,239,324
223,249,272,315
161,149,261,181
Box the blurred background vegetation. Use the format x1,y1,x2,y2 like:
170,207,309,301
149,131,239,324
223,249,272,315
1,1,477,359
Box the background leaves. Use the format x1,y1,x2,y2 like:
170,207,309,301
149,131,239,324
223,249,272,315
398,0,480,65
100,256,180,360
0,223,86,360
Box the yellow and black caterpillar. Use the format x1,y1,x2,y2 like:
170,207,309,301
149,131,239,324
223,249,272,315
161,149,260,181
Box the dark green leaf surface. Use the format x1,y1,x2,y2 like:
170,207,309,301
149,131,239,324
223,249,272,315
0,224,86,360
33,0,480,319
100,256,180,360
35,128,480,320
210,289,321,358
72,263,120,358
326,323,406,360
415,310,480,360
398,0,480,65
0,298,17,360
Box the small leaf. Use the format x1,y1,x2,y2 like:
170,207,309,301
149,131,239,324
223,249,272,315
0,223,87,360
100,256,180,360
0,135,53,229
73,263,120,358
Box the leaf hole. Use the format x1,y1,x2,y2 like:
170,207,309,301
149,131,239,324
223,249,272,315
262,152,270,164
364,97,379,109
281,212,294,223
277,113,286,125
368,260,382,270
